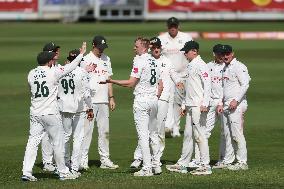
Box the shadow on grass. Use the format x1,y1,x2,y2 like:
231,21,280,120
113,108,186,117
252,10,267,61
88,160,101,168
33,172,58,180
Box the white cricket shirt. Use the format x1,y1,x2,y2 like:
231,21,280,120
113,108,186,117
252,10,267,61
80,51,113,104
222,58,251,105
207,61,225,106
159,31,192,72
157,55,175,102
130,53,161,99
58,66,93,113
28,54,83,115
184,55,211,107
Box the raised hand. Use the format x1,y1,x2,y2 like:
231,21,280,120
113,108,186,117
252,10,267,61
80,42,87,55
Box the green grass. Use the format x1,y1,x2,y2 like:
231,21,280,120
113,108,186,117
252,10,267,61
0,21,284,189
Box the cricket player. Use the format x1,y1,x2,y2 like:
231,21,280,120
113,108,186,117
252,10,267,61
219,45,251,170
41,42,61,172
166,41,212,175
188,44,231,169
130,38,152,169
58,49,94,177
159,17,193,137
22,42,86,181
103,37,162,176
130,37,177,173
79,35,118,170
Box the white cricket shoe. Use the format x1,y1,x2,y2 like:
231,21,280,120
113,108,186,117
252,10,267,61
130,159,142,168
227,162,248,171
172,128,181,137
190,166,212,175
212,161,231,169
100,159,119,169
59,172,78,180
153,166,162,175
166,164,188,174
21,175,37,182
188,160,201,168
79,163,89,171
43,163,56,172
165,128,172,138
71,169,81,177
133,169,153,177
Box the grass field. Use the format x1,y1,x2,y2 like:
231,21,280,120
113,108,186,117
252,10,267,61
0,21,284,189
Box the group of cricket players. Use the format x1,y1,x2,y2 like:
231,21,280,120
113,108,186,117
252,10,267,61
21,17,251,181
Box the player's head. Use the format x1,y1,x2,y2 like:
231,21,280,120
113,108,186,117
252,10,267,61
180,41,199,61
221,44,234,64
37,51,56,67
92,35,108,54
149,37,162,59
134,37,149,56
66,49,80,64
212,44,224,64
43,42,60,60
167,17,179,38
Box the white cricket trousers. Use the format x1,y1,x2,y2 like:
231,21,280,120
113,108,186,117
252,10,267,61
133,98,159,170
222,101,248,164
194,100,234,164
61,111,86,171
133,99,168,165
80,103,110,165
41,131,53,165
165,82,184,135
22,114,69,176
177,106,210,166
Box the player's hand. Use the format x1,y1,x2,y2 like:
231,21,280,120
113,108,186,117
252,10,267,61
229,99,238,110
180,108,186,117
86,109,94,121
80,42,87,55
99,79,111,84
109,97,116,111
176,82,184,90
216,105,223,115
200,105,208,112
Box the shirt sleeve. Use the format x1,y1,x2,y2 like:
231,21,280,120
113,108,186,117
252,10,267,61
55,54,83,81
81,70,93,109
130,58,143,79
235,64,251,102
199,63,211,107
107,58,113,77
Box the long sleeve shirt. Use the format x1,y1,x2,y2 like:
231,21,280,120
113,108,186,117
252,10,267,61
222,58,251,106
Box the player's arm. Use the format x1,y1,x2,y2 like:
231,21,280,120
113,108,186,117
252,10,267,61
199,64,211,111
107,76,139,88
55,42,86,80
235,65,251,103
108,76,116,111
157,79,163,98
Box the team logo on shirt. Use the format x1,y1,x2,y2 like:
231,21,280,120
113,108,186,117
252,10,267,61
133,67,138,73
202,72,208,78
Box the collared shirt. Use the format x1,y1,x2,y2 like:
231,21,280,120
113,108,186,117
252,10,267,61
184,55,211,107
222,58,251,105
80,51,113,104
